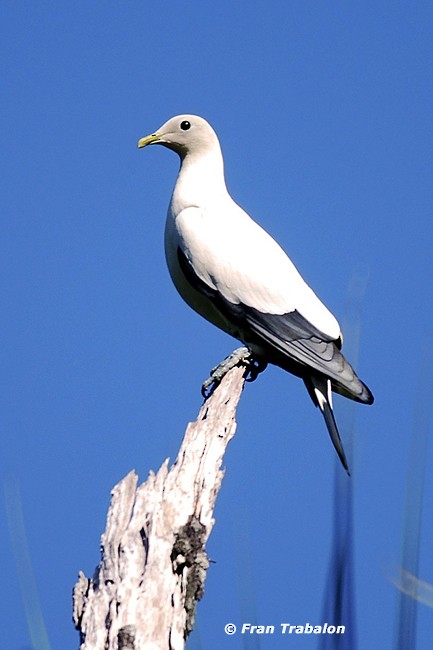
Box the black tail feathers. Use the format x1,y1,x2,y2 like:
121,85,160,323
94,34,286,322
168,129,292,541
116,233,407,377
304,375,350,475
321,397,350,475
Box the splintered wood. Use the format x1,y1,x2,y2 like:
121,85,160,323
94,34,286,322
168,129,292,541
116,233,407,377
73,365,245,650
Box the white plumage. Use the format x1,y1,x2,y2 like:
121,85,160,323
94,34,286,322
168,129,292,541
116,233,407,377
138,114,373,473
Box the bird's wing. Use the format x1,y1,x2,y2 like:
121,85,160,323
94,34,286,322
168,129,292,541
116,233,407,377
174,204,340,335
172,205,373,404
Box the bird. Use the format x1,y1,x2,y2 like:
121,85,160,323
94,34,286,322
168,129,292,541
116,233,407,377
138,114,373,474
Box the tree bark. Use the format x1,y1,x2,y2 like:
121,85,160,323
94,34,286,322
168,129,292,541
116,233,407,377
73,364,246,650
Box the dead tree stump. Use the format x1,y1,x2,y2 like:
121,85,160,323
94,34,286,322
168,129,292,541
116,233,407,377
73,364,246,649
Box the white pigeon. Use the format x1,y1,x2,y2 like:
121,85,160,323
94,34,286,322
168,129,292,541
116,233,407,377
138,114,373,473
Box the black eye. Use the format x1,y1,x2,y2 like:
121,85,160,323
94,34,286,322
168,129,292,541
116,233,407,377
180,120,191,131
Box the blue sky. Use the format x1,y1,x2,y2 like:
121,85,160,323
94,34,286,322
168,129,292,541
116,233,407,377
2,1,433,648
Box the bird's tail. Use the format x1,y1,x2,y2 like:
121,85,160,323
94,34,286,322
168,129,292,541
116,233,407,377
305,375,350,475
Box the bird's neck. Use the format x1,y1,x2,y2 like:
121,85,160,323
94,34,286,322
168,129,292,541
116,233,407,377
171,149,228,213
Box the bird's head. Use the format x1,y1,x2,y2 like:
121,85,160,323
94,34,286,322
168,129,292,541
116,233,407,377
138,114,221,159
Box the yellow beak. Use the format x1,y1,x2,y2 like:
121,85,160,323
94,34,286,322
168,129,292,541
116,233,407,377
137,133,161,149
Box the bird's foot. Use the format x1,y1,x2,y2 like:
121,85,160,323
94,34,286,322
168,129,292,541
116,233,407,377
201,346,268,398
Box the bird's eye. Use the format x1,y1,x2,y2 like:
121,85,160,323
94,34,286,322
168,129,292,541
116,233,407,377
180,120,191,131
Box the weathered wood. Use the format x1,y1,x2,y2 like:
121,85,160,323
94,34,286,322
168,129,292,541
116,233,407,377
73,365,246,649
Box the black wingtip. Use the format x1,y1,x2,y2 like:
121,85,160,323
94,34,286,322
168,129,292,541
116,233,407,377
361,380,374,405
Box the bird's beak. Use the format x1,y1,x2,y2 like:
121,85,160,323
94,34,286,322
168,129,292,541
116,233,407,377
137,132,161,149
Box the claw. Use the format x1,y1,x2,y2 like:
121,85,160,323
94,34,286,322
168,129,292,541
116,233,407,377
244,357,268,382
201,347,267,398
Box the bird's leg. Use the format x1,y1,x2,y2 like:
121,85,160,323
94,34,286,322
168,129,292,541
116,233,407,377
244,355,268,383
201,346,268,398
